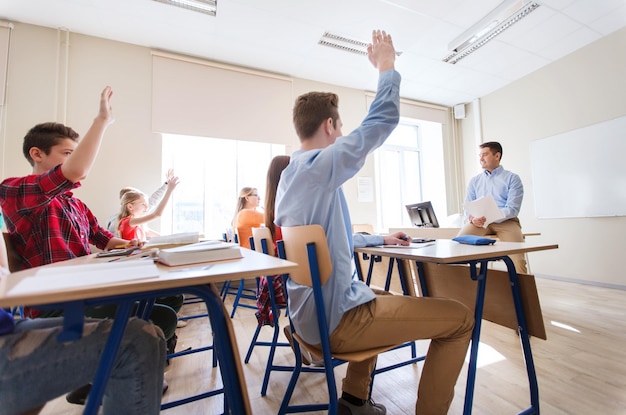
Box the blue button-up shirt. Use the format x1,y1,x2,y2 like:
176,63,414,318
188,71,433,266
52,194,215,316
465,165,524,222
275,69,400,344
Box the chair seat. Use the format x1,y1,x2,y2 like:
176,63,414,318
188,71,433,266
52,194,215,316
293,332,399,363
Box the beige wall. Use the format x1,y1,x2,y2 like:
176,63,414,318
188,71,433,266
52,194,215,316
0,23,386,236
460,27,626,288
1,24,162,231
3,22,624,287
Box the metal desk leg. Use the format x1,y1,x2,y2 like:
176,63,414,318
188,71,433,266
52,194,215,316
383,257,395,291
184,284,251,415
83,300,134,415
502,256,540,415
463,261,489,415
353,253,365,281
394,258,409,295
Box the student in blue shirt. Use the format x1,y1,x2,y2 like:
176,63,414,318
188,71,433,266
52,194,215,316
275,30,474,415
457,141,527,273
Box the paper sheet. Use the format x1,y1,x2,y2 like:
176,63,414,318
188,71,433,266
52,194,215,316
463,195,505,227
8,261,159,296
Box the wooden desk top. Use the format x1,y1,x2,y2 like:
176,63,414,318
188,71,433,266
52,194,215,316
355,239,558,264
0,248,298,308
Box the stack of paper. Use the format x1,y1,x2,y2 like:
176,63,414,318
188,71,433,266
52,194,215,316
142,232,200,250
157,240,242,266
463,195,505,227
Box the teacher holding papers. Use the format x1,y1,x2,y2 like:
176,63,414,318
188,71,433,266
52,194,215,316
457,141,528,273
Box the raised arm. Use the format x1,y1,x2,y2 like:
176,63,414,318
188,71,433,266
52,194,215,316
148,169,175,209
61,87,115,183
129,177,179,226
367,30,396,73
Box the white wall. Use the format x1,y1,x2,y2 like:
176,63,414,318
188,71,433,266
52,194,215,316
461,27,626,288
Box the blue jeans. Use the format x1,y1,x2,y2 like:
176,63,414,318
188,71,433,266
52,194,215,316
0,317,165,415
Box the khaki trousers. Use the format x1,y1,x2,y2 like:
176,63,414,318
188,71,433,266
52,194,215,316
457,217,528,274
328,294,474,414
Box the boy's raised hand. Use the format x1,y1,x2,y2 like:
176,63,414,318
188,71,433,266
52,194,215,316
97,86,115,126
367,30,395,73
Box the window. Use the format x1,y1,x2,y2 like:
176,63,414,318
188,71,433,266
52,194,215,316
161,134,285,239
375,118,447,230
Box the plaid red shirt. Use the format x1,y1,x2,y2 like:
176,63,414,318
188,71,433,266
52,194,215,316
0,164,113,270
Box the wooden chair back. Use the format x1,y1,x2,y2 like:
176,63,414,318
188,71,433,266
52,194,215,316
352,223,374,234
0,232,9,271
2,233,22,273
280,224,332,288
279,224,397,361
251,227,275,256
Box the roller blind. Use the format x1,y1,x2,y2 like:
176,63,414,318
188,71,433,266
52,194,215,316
151,52,294,144
366,94,449,124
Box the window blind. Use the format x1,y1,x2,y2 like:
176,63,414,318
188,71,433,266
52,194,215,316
366,93,448,124
151,51,294,144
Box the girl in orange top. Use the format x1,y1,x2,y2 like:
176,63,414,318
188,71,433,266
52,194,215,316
232,187,263,249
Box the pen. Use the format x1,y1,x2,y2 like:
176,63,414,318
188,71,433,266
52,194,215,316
114,244,133,249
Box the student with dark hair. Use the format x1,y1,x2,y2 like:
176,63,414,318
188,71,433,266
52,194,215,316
275,30,474,414
0,87,175,405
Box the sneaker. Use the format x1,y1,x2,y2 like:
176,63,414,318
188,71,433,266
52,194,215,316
66,383,92,405
337,398,386,415
66,380,169,405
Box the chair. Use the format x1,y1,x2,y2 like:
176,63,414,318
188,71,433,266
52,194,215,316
2,232,25,319
243,227,291,396
2,232,22,273
277,225,403,414
351,223,374,234
220,232,258,317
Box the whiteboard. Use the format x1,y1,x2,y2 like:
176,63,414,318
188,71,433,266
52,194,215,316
530,115,626,219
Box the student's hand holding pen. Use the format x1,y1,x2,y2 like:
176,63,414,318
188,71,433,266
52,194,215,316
383,232,410,246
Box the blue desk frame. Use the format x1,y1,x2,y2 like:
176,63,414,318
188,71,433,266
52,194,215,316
356,250,541,415
36,283,246,415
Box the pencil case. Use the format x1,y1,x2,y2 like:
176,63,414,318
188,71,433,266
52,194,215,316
452,235,496,245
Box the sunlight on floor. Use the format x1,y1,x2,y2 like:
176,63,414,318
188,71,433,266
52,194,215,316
466,342,506,368
550,320,580,333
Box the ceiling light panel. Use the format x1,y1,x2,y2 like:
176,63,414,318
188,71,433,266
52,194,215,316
443,0,540,64
319,32,403,56
152,0,217,16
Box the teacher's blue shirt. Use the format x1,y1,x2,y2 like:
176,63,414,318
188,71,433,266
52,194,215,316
465,165,524,222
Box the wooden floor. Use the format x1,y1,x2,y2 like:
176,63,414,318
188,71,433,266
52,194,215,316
39,276,626,414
